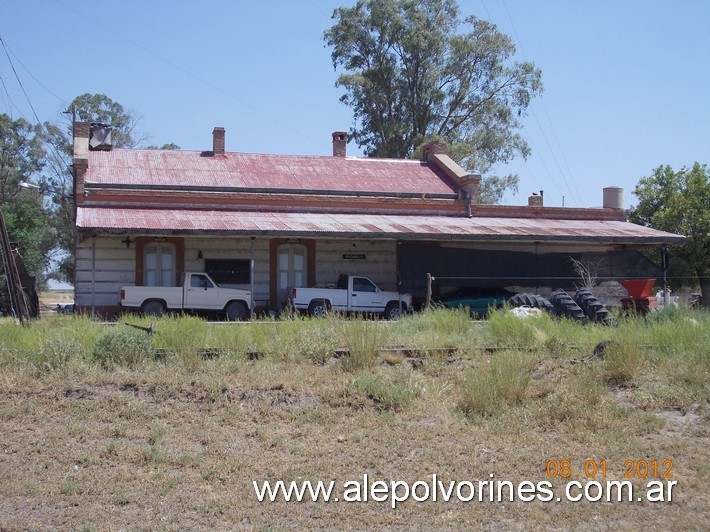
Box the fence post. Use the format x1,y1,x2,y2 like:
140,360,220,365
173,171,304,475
424,273,433,311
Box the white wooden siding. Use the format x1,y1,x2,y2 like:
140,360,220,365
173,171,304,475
77,236,398,309
315,239,398,291
75,236,272,309
75,237,135,308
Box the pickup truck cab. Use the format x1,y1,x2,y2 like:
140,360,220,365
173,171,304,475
120,272,251,320
290,274,413,319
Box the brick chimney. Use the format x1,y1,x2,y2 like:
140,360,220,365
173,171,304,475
528,193,543,207
73,122,90,200
421,140,448,161
213,127,225,154
332,131,347,157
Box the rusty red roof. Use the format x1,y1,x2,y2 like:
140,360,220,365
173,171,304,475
76,207,684,244
85,149,459,196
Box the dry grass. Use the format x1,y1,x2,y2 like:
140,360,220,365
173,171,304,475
0,309,708,529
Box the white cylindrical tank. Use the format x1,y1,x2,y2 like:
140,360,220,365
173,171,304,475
603,186,624,209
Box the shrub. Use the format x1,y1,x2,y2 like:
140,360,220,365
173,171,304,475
298,327,338,365
574,364,606,407
603,341,642,386
340,319,383,371
91,328,154,369
35,334,81,373
458,350,535,417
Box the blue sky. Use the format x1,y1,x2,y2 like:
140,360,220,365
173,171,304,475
2,0,708,209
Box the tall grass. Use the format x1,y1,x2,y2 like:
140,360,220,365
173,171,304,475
340,319,384,371
486,310,548,349
0,315,104,372
601,339,643,386
458,350,536,417
0,309,707,414
91,328,154,369
144,314,207,368
386,307,482,353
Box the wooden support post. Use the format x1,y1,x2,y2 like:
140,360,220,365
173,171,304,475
424,273,433,311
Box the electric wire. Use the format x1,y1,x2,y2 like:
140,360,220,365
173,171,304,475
0,35,42,126
0,73,16,116
500,0,583,206
478,0,563,202
480,0,582,206
0,37,68,107
0,34,73,190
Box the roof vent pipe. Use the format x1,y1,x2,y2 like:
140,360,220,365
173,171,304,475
603,186,623,209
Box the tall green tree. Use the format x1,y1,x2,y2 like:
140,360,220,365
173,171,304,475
69,93,145,148
324,0,542,202
629,163,710,306
0,114,53,280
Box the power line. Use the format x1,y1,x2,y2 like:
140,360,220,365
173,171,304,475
0,33,77,179
499,0,583,206
0,35,42,126
0,74,15,116
521,131,566,202
529,106,581,206
0,63,37,123
0,35,68,107
479,0,566,202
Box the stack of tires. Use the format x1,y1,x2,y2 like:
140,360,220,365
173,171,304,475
572,288,613,324
508,287,613,325
549,289,586,321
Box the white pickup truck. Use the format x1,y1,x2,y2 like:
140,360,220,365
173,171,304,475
289,274,413,319
120,272,251,320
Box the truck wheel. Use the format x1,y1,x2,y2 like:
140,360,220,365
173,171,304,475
384,302,402,320
308,300,329,317
225,301,247,321
142,301,165,317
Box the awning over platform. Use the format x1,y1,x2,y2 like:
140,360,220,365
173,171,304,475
76,207,684,244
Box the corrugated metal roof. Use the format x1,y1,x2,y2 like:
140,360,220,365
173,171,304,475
76,207,684,244
85,149,459,195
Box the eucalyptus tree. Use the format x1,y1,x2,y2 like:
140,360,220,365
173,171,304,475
324,0,543,202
